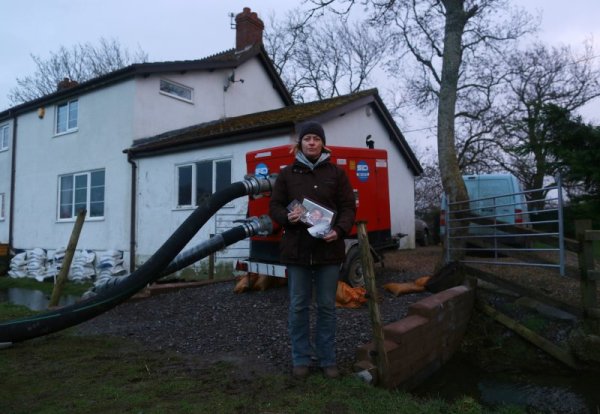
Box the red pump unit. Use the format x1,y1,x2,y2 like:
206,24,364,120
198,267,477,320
243,145,399,285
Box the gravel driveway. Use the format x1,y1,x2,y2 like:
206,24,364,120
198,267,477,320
76,265,431,375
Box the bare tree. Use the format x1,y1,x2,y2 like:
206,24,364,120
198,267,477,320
415,154,444,214
493,41,600,209
264,10,389,102
306,0,534,261
8,38,148,105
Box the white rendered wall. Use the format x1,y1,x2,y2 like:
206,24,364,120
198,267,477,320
12,82,136,259
0,119,13,244
132,59,286,140
134,133,294,265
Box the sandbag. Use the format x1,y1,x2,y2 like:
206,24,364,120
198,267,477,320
383,282,425,296
414,276,431,287
233,273,258,293
336,281,367,308
253,275,276,291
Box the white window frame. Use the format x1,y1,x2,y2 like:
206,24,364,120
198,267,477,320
0,193,5,220
57,169,105,221
0,124,9,151
176,158,232,208
159,79,193,103
55,99,79,135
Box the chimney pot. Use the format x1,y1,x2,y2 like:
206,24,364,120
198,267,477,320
235,7,264,50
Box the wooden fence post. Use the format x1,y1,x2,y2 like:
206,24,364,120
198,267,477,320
208,234,215,279
49,209,87,308
357,221,391,387
575,220,598,317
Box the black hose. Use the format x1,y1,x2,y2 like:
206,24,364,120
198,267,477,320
0,177,274,343
90,215,273,294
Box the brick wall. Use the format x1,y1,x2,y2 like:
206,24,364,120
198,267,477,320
354,285,474,389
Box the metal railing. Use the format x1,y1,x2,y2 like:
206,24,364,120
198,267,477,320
443,177,566,276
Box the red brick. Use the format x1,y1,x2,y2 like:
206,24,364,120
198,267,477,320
355,339,398,362
408,286,471,319
383,315,428,344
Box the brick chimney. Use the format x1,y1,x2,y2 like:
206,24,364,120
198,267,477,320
57,77,79,91
235,7,264,50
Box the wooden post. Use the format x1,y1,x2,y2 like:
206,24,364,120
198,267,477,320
477,299,580,369
575,220,598,318
49,209,87,308
357,221,391,387
208,234,215,279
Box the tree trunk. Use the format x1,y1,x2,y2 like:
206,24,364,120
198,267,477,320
438,0,471,262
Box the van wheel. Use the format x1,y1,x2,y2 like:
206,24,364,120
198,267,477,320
340,247,364,287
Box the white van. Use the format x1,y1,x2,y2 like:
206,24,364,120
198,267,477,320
440,173,529,237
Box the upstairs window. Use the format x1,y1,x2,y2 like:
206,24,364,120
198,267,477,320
160,79,193,102
58,169,105,220
177,159,231,207
0,124,8,151
56,99,78,134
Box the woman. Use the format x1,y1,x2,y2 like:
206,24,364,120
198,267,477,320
269,121,356,379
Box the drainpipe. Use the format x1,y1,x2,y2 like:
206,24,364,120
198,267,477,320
127,153,137,272
8,114,17,248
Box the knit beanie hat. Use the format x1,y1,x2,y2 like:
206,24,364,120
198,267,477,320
297,121,326,145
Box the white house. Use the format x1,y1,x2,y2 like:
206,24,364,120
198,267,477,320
0,7,422,278
127,89,422,274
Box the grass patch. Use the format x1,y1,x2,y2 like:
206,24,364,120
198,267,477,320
0,301,39,321
0,329,526,414
0,275,92,296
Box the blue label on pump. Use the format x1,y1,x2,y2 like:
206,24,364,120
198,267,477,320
356,160,369,182
255,162,269,178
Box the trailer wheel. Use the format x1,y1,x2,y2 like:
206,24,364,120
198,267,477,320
340,246,364,287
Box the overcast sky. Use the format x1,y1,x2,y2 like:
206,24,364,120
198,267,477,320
1,0,599,147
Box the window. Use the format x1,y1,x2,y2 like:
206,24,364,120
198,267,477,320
0,193,4,220
58,169,105,219
0,124,8,151
177,159,231,207
160,79,193,102
56,99,78,134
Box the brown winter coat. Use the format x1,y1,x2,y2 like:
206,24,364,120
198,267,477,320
269,156,356,266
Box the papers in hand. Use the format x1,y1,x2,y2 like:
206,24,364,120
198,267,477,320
287,198,335,238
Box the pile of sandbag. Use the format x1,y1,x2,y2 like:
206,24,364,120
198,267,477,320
6,247,127,284
7,252,27,279
69,249,96,283
94,250,127,285
27,248,48,281
7,248,49,281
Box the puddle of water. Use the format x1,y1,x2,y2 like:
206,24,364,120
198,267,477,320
413,356,600,413
0,287,80,311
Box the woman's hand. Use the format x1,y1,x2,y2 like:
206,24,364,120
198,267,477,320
322,229,338,242
287,207,303,224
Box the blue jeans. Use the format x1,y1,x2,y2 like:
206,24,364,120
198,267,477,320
287,264,338,368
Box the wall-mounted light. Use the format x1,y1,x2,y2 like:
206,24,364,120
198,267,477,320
37,107,45,119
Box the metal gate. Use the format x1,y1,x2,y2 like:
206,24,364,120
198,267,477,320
443,176,566,276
